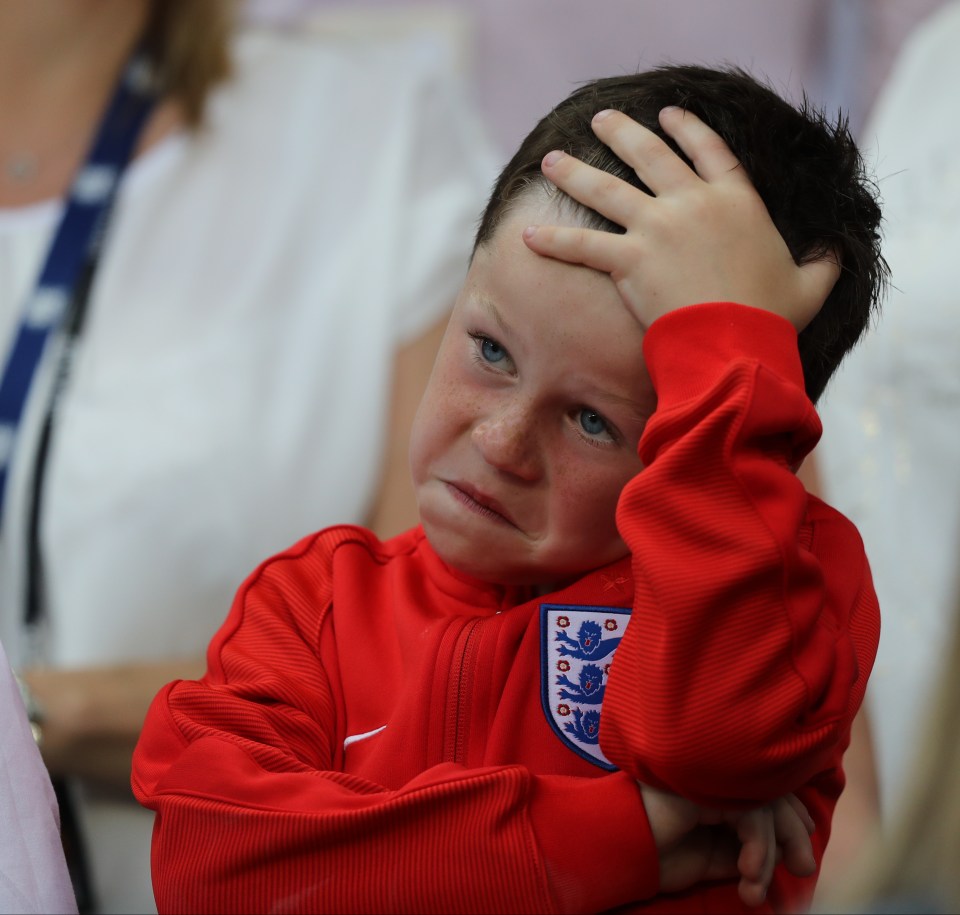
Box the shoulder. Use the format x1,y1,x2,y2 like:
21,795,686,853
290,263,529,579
246,524,423,595
805,493,867,560
220,27,471,123
195,27,494,194
218,525,424,646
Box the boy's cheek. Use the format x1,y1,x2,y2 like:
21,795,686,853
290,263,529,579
407,391,439,485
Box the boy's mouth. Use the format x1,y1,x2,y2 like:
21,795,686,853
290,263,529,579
444,480,518,528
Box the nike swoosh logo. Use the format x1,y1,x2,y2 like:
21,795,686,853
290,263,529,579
343,724,387,750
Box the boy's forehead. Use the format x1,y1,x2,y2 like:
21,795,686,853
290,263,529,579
497,190,581,242
474,195,591,289
472,195,611,303
461,198,652,407
465,192,616,316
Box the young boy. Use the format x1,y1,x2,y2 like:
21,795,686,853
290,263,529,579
132,65,884,914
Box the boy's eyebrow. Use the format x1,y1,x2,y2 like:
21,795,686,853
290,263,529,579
478,295,512,336
581,382,655,420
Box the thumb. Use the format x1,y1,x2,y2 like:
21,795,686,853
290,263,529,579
794,250,841,331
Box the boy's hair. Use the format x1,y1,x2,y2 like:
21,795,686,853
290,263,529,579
474,65,887,403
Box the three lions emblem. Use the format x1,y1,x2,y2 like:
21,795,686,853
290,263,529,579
540,603,630,769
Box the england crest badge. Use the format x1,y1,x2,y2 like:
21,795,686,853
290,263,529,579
540,603,630,770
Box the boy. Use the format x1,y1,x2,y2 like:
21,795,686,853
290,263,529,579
132,65,883,913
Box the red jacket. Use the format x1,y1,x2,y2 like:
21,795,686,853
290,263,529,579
133,304,879,914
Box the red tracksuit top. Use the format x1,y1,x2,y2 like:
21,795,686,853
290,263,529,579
132,303,880,914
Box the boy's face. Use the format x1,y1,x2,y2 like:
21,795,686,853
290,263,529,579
409,197,655,588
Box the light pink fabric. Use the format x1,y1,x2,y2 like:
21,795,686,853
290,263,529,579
246,0,947,151
0,640,76,914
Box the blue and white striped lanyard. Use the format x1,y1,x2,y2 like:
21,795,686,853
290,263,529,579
0,51,157,524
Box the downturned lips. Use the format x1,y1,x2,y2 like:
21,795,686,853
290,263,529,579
444,480,519,529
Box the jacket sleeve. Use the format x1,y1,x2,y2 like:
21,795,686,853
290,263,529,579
132,531,657,915
600,302,880,806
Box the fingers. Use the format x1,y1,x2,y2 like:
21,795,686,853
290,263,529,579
538,148,643,229
733,795,817,907
521,222,632,277
784,793,816,835
589,108,699,195
526,143,656,277
533,107,737,228
731,807,776,907
774,795,817,878
526,105,833,332
656,106,746,184
645,789,818,903
731,794,818,905
796,251,843,325
587,106,747,192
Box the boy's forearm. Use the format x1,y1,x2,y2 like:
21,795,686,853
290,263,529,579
133,537,659,915
135,691,658,915
601,303,878,803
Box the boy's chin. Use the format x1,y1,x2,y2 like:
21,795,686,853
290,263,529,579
423,525,616,594
423,525,548,588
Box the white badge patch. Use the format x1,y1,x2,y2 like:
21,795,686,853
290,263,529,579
540,603,630,770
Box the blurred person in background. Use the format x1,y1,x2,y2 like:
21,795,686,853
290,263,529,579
0,0,496,912
812,0,960,895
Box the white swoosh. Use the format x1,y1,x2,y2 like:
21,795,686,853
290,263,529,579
343,724,387,750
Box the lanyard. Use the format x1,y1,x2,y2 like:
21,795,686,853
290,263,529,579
0,51,157,529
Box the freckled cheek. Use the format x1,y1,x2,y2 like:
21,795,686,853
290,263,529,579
549,458,638,536
549,461,603,507
409,367,487,477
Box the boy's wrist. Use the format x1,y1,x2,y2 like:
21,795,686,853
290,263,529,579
528,771,659,910
642,302,804,407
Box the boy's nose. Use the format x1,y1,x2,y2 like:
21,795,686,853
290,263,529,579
471,408,542,482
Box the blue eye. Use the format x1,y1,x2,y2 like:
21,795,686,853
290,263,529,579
480,337,506,363
579,409,608,437
469,331,514,373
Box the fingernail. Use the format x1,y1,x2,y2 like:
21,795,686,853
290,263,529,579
542,150,564,168
593,109,615,122
522,225,538,240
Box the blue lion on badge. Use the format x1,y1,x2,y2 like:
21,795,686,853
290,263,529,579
557,663,605,704
555,620,620,660
563,707,601,745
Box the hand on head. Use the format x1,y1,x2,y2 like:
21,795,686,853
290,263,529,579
522,107,840,332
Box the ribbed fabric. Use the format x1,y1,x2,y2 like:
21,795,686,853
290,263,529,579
132,302,879,914
602,304,879,810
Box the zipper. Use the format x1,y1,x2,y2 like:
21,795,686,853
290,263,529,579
443,617,482,763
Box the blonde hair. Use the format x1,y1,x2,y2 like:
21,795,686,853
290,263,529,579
833,581,960,911
142,0,239,127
